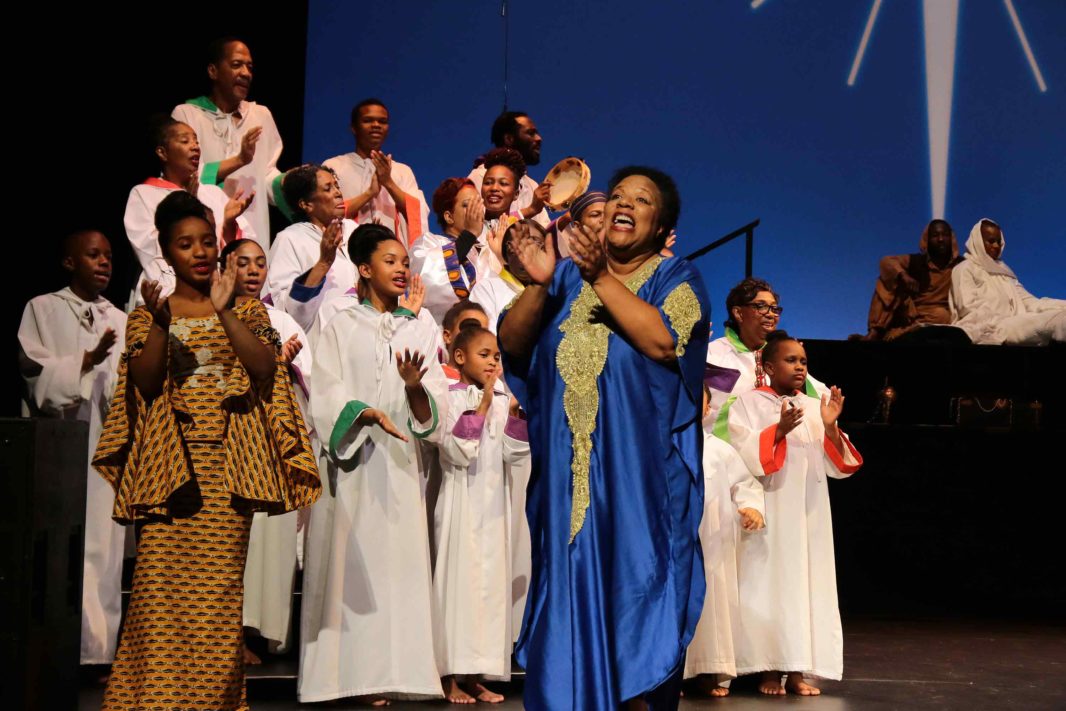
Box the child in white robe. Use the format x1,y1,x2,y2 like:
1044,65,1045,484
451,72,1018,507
433,326,529,704
728,331,862,696
220,239,313,659
685,384,765,697
302,224,447,704
17,230,127,665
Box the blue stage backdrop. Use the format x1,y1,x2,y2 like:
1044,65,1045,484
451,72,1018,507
302,0,1064,339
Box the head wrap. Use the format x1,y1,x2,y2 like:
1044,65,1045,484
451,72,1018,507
963,218,1016,279
918,219,959,259
569,191,607,221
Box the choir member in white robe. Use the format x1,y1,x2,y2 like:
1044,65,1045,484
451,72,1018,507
727,332,862,696
468,111,550,226
323,98,430,246
220,239,314,655
267,164,356,338
950,218,1065,345
433,327,529,703
706,278,826,441
18,231,127,664
300,225,446,704
684,387,765,697
124,117,254,308
172,38,283,251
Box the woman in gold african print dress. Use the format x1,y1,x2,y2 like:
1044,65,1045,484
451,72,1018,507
93,192,320,710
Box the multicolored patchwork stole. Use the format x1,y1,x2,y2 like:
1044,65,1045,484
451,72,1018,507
442,238,477,299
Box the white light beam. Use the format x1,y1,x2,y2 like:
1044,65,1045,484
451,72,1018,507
923,0,959,220
1003,0,1048,92
848,0,884,86
751,0,769,10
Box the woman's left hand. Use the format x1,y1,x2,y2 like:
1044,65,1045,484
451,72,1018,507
210,254,238,312
569,221,608,284
225,188,255,224
821,386,845,426
280,333,303,364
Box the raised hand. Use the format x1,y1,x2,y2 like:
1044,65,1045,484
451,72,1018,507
820,386,845,427
461,193,486,235
280,333,303,364
398,274,425,315
477,372,498,416
777,399,804,439
141,280,172,329
739,507,765,531
225,188,255,223
511,219,556,285
83,328,117,372
395,348,428,388
240,127,263,165
210,253,238,312
319,219,344,266
569,221,608,284
184,170,200,196
370,150,393,187
486,216,511,264
356,407,409,442
661,229,678,257
530,180,552,212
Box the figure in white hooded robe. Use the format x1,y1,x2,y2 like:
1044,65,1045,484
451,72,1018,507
728,332,862,695
18,231,127,664
300,225,447,703
950,218,1065,345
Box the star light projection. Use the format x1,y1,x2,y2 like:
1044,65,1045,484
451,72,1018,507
753,0,1049,219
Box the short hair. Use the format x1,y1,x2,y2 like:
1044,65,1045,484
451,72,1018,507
207,36,245,66
350,98,388,126
348,223,399,265
607,166,681,245
149,114,181,153
490,110,529,147
431,177,477,231
218,238,263,269
61,230,107,260
282,164,336,221
724,277,778,331
155,191,211,251
762,329,798,364
452,325,495,355
482,147,527,183
442,299,487,331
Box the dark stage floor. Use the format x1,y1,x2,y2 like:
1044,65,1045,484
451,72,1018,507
78,619,1066,710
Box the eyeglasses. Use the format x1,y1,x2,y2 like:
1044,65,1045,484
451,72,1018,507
746,302,783,316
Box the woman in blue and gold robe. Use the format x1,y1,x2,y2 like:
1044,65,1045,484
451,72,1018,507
500,167,710,710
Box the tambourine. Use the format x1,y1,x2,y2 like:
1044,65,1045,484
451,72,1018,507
543,157,591,211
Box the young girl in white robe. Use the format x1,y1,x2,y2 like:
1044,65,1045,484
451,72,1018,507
220,239,314,658
728,331,862,696
685,384,765,697
18,231,127,665
302,224,447,704
433,326,529,704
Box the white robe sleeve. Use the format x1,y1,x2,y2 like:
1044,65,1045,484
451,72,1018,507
822,430,863,480
1015,282,1066,313
17,301,85,414
309,313,375,462
409,348,449,445
727,394,786,479
267,232,323,333
724,446,765,515
502,412,530,464
950,264,995,342
123,187,162,274
261,108,284,205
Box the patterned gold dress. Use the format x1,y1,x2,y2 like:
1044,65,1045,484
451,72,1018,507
93,299,319,710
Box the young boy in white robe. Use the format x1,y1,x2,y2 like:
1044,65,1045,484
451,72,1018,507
220,239,312,660
124,117,254,308
302,224,447,704
728,331,862,696
18,230,127,666
433,326,529,704
685,383,765,697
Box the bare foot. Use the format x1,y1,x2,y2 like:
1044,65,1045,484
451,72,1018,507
242,643,262,666
693,676,729,697
758,671,786,696
352,695,391,707
443,677,476,704
464,681,504,703
785,672,821,696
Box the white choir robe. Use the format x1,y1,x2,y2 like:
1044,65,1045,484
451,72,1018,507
267,219,359,338
467,165,550,227
470,270,523,335
433,383,529,679
684,432,765,681
950,260,1066,345
727,388,862,681
242,304,314,652
705,329,828,442
323,152,430,246
409,232,481,326
301,302,448,702
18,288,127,664
123,178,255,308
173,97,283,251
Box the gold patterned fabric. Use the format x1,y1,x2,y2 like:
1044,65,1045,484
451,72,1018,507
556,256,663,542
662,282,702,357
93,300,319,710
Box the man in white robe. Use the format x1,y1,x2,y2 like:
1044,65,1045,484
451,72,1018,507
950,218,1065,345
323,98,430,246
172,38,283,252
18,231,127,665
467,111,550,227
